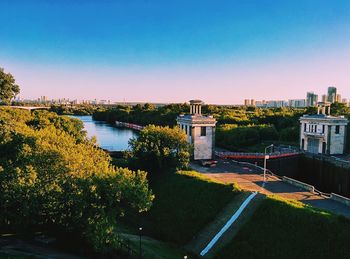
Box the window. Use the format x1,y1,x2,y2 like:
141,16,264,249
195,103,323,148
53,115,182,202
314,125,317,132
322,125,325,134
201,126,206,136
304,123,306,132
189,127,192,137
335,125,340,134
185,125,188,134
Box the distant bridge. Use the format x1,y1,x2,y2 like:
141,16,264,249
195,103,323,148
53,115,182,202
6,106,50,111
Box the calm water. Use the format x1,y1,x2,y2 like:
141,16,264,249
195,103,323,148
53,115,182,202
71,115,138,151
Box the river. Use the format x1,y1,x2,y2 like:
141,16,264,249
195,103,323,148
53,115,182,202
71,115,138,151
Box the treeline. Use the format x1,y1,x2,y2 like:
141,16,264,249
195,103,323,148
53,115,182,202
214,107,304,149
216,124,278,150
49,104,103,115
0,108,153,255
92,104,308,150
93,103,188,126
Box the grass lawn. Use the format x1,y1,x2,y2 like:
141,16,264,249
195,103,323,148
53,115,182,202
124,170,241,246
215,195,350,259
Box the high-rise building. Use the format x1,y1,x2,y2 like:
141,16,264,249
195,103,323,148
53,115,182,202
336,94,341,103
289,99,306,108
266,100,288,108
321,95,328,102
306,92,318,107
40,96,48,103
244,99,256,106
255,101,266,108
327,86,337,103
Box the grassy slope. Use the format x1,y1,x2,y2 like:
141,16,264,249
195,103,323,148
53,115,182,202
215,195,350,259
125,171,241,246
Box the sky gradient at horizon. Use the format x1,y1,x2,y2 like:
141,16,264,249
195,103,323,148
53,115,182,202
1,0,350,104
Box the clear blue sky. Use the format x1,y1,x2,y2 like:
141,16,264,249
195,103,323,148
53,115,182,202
1,0,350,104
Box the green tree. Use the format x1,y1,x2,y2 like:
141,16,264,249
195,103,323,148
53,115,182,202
0,68,20,104
331,102,350,116
0,107,154,253
129,125,191,173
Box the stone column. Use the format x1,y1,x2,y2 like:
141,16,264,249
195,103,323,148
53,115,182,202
300,123,303,149
191,126,195,145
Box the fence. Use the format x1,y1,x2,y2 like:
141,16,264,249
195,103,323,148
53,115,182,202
215,150,301,160
115,237,157,259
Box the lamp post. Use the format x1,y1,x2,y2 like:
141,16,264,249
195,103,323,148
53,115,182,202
264,144,274,182
139,227,142,259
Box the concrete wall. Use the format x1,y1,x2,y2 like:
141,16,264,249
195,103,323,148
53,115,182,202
193,126,213,160
330,193,350,206
330,125,346,154
282,176,315,192
178,122,214,160
297,154,350,198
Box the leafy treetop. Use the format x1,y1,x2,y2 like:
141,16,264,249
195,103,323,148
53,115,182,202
0,67,20,105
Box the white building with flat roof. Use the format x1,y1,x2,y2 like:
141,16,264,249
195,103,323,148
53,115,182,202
289,99,306,108
177,100,217,160
299,103,348,155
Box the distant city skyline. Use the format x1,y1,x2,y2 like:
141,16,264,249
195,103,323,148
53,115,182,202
1,1,350,104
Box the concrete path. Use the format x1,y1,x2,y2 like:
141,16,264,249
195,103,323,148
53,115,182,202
186,192,264,258
191,160,350,218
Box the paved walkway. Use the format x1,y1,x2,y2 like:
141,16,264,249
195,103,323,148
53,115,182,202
190,160,350,218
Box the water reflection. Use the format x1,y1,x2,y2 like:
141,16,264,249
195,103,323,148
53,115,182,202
71,115,138,151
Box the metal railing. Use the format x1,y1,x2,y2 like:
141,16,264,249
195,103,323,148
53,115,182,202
215,150,301,159
115,121,144,131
